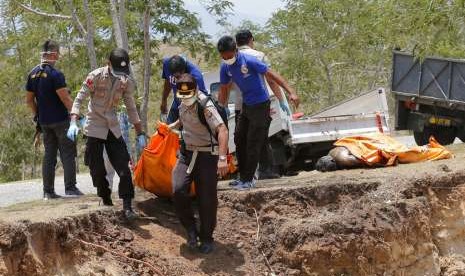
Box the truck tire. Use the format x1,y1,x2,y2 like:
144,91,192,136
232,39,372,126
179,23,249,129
414,126,456,146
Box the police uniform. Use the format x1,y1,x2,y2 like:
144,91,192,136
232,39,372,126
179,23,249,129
71,66,140,201
172,92,224,245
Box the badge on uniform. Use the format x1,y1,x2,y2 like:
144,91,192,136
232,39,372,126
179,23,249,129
241,65,249,74
205,109,213,118
86,78,94,89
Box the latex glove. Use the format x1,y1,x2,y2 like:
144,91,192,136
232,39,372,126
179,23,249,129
279,100,291,116
136,133,147,151
67,121,80,142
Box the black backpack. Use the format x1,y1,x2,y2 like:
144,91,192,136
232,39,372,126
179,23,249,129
196,95,229,145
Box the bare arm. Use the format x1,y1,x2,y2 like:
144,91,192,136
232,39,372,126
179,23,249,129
265,69,300,108
264,75,284,101
216,123,229,177
217,124,228,157
26,92,37,116
218,83,231,107
160,79,171,113
56,87,74,111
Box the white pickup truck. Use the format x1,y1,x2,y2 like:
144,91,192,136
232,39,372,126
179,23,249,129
204,71,390,173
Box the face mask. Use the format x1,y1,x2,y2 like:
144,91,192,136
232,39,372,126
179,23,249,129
223,56,236,65
181,96,196,106
40,51,58,64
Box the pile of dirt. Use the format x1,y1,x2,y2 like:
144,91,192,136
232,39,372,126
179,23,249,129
2,144,465,275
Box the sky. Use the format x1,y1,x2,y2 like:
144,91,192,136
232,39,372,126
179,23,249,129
183,0,286,38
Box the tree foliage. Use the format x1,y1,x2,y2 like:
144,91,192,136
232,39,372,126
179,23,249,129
0,0,231,182
264,0,465,113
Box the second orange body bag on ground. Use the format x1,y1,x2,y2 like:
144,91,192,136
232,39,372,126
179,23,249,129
133,123,184,197
334,133,453,166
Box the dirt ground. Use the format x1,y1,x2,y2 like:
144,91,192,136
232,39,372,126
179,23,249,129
1,143,465,276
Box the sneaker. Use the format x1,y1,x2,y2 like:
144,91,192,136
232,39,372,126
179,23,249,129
198,241,214,254
43,192,62,200
228,179,241,186
233,180,256,191
124,209,138,220
187,230,199,249
65,187,84,197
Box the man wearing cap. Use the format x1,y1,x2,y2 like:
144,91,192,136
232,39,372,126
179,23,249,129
67,48,146,219
169,73,228,254
25,39,83,200
160,55,208,123
217,35,299,190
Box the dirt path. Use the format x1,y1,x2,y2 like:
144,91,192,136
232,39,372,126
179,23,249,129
1,144,465,275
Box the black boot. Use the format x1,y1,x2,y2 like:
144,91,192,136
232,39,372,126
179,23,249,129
101,195,113,206
123,198,137,220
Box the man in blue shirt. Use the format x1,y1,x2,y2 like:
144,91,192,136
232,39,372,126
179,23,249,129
25,40,83,200
217,35,299,190
160,55,207,123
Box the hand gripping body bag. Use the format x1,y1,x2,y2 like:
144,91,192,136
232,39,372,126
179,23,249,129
133,123,194,197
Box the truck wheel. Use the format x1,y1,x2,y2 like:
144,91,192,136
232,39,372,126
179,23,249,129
414,126,456,146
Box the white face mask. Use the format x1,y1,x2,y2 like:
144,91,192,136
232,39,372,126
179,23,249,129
223,56,236,65
181,96,196,106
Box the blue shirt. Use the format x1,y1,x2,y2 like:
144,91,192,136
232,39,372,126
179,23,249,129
26,64,69,124
161,58,207,108
220,52,269,106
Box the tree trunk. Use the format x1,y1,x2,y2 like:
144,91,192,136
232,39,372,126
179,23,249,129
83,0,97,69
140,6,151,133
109,0,124,49
118,0,129,51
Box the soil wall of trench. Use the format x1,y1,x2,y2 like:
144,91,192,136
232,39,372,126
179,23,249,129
1,167,465,275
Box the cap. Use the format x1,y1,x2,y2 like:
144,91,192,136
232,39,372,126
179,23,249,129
176,73,197,99
109,48,130,76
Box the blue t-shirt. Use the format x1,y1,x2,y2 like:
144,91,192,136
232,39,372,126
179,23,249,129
26,64,69,124
220,52,269,106
161,58,207,108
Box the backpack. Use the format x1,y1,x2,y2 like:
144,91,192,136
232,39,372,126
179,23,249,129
196,95,229,145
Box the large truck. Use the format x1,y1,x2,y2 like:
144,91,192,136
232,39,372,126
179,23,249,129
204,71,390,173
391,51,465,145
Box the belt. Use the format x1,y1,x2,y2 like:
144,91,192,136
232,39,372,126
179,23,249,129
185,144,219,174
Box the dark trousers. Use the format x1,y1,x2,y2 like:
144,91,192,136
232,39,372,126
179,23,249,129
85,131,134,199
172,150,218,243
234,110,273,176
41,120,77,194
236,101,271,182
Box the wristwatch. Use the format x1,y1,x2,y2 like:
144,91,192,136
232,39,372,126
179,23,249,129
219,155,227,162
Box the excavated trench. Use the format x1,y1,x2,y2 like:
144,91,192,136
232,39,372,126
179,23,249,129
2,167,465,275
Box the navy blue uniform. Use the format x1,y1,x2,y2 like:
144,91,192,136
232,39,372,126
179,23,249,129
26,64,69,124
26,63,78,195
